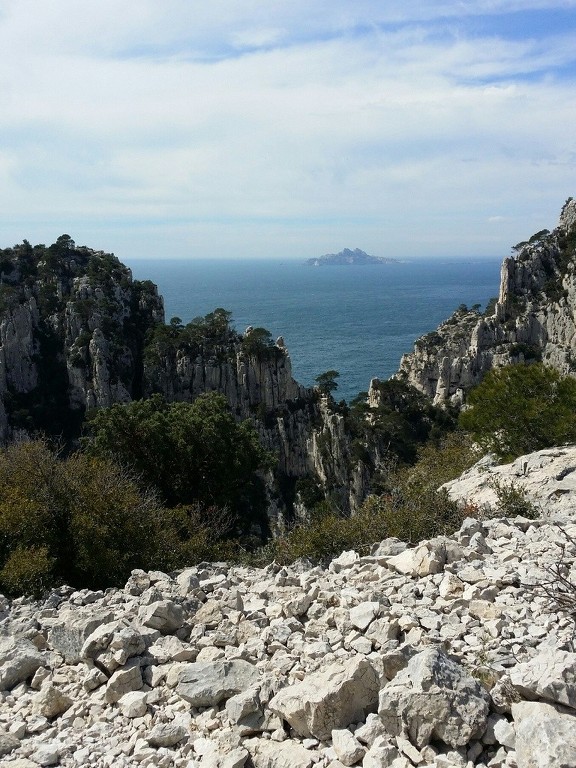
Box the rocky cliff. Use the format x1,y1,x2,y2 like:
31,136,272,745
0,237,365,522
396,198,576,405
0,235,164,444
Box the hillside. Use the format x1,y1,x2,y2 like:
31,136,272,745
0,237,379,526
1,496,575,767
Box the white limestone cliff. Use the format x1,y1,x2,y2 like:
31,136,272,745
396,198,576,404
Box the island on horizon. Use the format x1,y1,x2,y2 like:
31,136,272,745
305,247,399,266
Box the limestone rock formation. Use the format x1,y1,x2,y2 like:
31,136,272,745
0,236,163,443
442,445,576,516
396,198,576,404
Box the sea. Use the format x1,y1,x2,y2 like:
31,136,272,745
126,257,503,403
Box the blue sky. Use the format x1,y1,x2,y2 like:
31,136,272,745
0,0,575,260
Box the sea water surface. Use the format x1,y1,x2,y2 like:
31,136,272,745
126,257,502,403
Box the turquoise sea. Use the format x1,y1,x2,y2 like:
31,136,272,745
126,257,502,403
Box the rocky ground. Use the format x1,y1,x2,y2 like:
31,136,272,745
2,509,576,768
443,446,576,519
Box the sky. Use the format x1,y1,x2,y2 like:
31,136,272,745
1,1,576,261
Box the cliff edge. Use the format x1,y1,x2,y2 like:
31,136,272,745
396,198,576,404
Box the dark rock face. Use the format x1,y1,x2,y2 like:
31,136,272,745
396,198,576,405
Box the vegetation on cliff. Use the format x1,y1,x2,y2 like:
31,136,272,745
83,392,272,527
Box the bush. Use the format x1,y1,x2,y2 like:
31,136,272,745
0,440,169,595
83,392,272,530
460,363,576,460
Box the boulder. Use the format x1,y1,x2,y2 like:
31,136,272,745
31,684,73,718
269,656,379,741
47,607,114,662
378,648,490,748
0,636,44,690
443,446,576,516
248,738,314,768
118,690,148,719
512,700,576,768
104,660,143,703
81,620,146,673
0,729,21,756
147,722,188,747
177,660,260,707
138,600,184,633
386,542,446,577
331,728,365,766
349,601,380,631
509,649,576,709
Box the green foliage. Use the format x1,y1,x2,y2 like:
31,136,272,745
83,393,272,530
490,479,539,519
241,327,282,360
389,431,482,493
254,431,478,565
315,370,340,395
347,379,457,466
0,440,166,595
484,296,498,316
508,342,542,362
460,363,576,460
145,308,238,365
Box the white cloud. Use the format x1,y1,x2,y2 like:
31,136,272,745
0,1,575,258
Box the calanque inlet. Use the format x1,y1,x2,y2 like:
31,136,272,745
2,199,576,766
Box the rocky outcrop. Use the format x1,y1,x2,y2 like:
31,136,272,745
397,198,576,404
2,513,576,766
0,237,164,443
442,445,576,516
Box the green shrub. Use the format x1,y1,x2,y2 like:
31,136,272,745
460,363,576,460
0,545,56,597
83,393,272,530
0,440,169,594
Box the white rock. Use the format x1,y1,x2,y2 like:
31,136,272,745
139,599,184,633
512,700,576,768
147,721,188,747
378,648,490,748
443,446,576,516
47,607,114,662
269,656,379,741
118,690,148,718
331,728,365,766
104,660,143,703
248,737,315,768
0,729,20,756
225,688,261,723
386,542,446,577
354,713,388,747
362,736,400,768
29,742,60,766
31,684,73,718
177,660,260,707
0,636,44,690
509,649,576,709
349,602,380,631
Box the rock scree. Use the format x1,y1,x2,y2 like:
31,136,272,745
2,497,576,766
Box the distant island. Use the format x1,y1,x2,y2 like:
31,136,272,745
305,248,399,266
